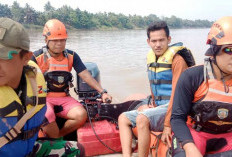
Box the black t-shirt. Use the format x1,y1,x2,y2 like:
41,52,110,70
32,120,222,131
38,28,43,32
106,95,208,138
171,65,204,143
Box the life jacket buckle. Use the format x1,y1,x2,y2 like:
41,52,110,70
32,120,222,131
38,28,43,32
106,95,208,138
149,62,158,67
4,127,20,141
22,126,40,140
153,79,159,84
22,131,30,140
69,81,74,88
26,96,37,106
193,124,202,132
64,88,70,96
155,96,161,101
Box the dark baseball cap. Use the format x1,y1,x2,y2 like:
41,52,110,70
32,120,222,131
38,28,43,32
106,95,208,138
0,18,30,59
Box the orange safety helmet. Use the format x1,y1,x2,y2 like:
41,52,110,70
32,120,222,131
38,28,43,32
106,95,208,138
205,16,232,56
207,16,232,46
43,19,68,40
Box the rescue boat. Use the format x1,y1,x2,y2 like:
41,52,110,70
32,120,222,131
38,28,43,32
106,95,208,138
55,62,170,157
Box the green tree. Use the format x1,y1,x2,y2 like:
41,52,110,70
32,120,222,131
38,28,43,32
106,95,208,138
144,14,160,26
117,14,133,29
166,15,182,28
44,1,55,12
78,11,95,29
24,3,37,24
0,1,213,30
37,12,47,25
43,1,56,21
130,15,145,28
11,1,24,22
95,12,112,27
108,12,119,27
71,8,82,28
56,5,74,26
0,4,12,18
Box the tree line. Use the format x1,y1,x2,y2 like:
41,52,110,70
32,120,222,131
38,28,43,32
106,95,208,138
0,1,213,30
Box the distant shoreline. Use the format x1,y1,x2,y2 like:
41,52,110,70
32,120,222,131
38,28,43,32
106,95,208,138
1,1,213,30
23,24,210,31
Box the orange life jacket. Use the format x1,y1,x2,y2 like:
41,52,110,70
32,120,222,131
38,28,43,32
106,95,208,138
39,47,73,97
191,58,232,133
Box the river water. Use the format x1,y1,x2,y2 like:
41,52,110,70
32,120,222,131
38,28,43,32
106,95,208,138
28,28,210,102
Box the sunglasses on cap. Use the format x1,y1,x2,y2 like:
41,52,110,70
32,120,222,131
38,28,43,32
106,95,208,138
222,47,232,55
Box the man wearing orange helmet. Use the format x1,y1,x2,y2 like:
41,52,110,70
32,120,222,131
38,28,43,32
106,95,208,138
171,16,232,157
31,19,112,138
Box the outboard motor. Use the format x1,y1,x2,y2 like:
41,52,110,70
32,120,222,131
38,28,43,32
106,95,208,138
76,62,101,119
77,62,100,100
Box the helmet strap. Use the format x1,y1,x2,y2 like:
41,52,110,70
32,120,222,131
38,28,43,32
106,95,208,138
46,43,63,57
211,45,221,56
212,57,230,93
47,47,62,57
212,57,231,76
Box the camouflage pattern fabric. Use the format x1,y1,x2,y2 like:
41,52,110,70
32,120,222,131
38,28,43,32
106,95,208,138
30,138,84,157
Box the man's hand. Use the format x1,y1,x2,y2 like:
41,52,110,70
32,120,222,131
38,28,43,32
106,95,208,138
102,93,112,103
161,126,172,147
183,143,203,157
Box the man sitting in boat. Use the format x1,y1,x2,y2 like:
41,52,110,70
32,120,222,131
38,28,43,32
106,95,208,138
31,19,112,138
0,17,47,157
0,17,85,157
171,16,232,157
118,21,195,156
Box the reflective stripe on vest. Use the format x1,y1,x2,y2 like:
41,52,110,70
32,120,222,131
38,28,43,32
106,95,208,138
42,47,70,72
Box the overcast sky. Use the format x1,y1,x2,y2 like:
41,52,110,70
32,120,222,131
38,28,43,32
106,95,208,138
1,0,232,21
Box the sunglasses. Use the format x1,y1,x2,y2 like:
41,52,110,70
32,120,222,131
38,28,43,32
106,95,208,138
222,47,232,55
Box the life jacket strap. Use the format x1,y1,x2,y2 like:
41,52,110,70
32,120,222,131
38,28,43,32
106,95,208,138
154,96,170,101
148,62,172,68
150,79,172,85
26,96,46,106
20,125,41,140
0,74,38,148
191,118,232,134
204,58,215,83
7,124,43,144
3,127,20,141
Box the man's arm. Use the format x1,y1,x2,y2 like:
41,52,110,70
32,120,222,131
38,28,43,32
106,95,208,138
171,65,204,145
164,54,188,127
78,69,104,93
183,143,203,157
78,69,112,102
161,54,188,146
170,69,195,144
73,52,112,102
72,52,87,74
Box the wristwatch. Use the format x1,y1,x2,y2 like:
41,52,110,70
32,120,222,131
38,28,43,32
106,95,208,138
99,89,108,97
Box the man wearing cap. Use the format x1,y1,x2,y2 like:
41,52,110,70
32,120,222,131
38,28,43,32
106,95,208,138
0,17,47,156
0,17,85,157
